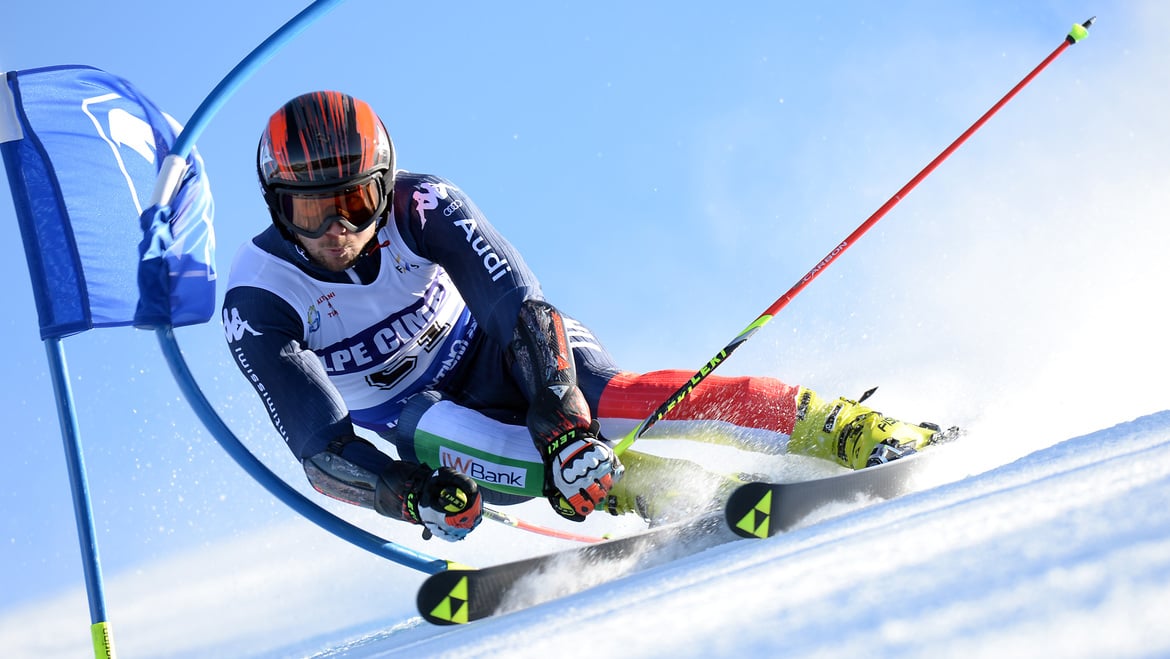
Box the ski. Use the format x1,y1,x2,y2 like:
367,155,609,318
726,450,940,539
416,512,731,625
417,452,942,624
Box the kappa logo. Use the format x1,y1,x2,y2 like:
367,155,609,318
223,308,263,343
412,181,454,229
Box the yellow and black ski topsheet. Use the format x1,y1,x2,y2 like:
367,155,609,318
416,512,728,625
725,450,941,539
418,450,944,624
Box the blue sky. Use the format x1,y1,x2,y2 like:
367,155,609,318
2,0,1166,627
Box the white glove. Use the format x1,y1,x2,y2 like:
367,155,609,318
542,428,624,521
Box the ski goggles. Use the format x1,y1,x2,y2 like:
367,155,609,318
269,173,390,239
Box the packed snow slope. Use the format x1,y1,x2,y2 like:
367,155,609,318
5,411,1169,657
309,410,1170,658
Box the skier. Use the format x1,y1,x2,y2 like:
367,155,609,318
223,91,955,542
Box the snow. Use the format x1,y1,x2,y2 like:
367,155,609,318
5,411,1169,657
2,5,1166,657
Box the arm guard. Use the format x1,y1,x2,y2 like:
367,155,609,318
301,434,420,521
511,299,594,451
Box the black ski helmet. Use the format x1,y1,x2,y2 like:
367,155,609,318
257,91,395,239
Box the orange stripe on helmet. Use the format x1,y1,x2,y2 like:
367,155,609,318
318,90,347,180
259,90,392,189
264,109,292,183
351,98,381,173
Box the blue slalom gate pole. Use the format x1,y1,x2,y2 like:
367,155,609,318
150,0,450,573
168,0,345,159
156,330,449,572
44,338,115,658
5,3,444,656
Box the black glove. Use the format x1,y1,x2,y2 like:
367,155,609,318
376,462,483,541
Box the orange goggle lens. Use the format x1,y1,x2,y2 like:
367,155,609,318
272,175,388,239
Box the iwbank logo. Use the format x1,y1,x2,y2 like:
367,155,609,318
440,447,527,489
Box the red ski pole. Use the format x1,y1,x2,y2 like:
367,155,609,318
615,17,1094,455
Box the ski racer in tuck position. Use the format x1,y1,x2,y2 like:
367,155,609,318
222,91,957,542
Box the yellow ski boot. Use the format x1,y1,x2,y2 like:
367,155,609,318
787,387,958,470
